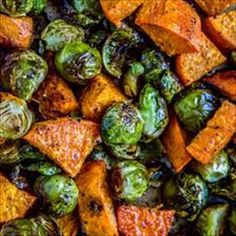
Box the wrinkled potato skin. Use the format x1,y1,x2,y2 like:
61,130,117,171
75,161,118,236
23,118,101,177
187,101,236,164
0,14,33,48
79,74,126,121
35,73,78,119
0,173,36,223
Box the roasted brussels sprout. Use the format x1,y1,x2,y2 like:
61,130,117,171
0,215,60,236
101,102,144,145
123,62,144,97
139,84,169,141
0,93,33,139
55,41,101,84
0,140,21,164
1,50,48,101
19,143,46,161
41,19,84,52
196,204,228,236
0,0,33,17
31,0,46,14
111,160,149,202
192,150,230,183
174,88,218,133
34,174,79,217
229,207,236,235
87,30,108,49
163,172,208,221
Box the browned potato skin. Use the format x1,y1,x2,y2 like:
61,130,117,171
195,0,235,16
79,74,126,121
204,71,236,102
100,0,143,27
161,113,192,173
0,14,33,49
187,100,236,164
175,32,226,86
204,11,236,52
0,173,37,223
23,118,101,177
135,0,201,56
35,73,78,119
75,161,119,236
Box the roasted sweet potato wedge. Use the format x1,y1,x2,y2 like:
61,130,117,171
135,0,201,56
0,14,33,49
23,118,101,177
75,161,118,236
0,173,37,223
187,100,236,164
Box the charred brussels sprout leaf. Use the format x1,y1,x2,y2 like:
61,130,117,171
87,30,108,49
101,102,144,145
229,207,236,235
1,50,48,101
0,93,33,139
55,41,101,84
196,204,228,236
111,160,149,202
163,173,208,221
192,150,230,183
41,19,84,52
174,88,218,133
0,0,33,17
31,0,46,14
0,140,21,164
34,174,79,217
123,62,144,97
19,143,46,161
139,84,169,141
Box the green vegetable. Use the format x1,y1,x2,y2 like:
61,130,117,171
0,140,21,164
228,207,236,235
0,93,33,139
163,172,208,221
34,175,79,217
31,0,46,14
111,160,149,202
174,88,218,133
196,204,228,236
19,143,46,161
101,102,144,145
1,50,48,101
139,84,169,141
123,62,144,97
41,19,84,52
0,0,33,17
88,30,108,49
55,41,101,84
192,150,230,183
231,50,236,65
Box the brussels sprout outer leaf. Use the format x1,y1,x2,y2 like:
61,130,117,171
229,207,236,235
31,0,46,14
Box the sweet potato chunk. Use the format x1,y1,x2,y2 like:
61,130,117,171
0,14,33,49
79,74,126,121
0,173,36,223
162,114,192,172
116,205,175,236
135,0,201,56
23,118,101,177
100,0,143,27
187,101,236,164
176,32,226,86
75,161,118,236
204,11,236,52
204,70,236,101
195,0,235,16
35,73,78,119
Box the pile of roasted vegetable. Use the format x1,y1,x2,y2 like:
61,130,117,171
0,0,235,235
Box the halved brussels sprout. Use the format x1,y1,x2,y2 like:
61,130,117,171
163,172,208,221
31,0,46,14
196,204,229,236
55,41,101,84
229,207,236,235
192,150,230,183
101,102,144,145
41,19,84,52
0,0,33,17
34,174,79,217
174,88,218,133
123,62,144,97
88,30,108,49
1,50,48,101
139,84,169,141
0,93,33,139
111,160,149,202
0,140,21,164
